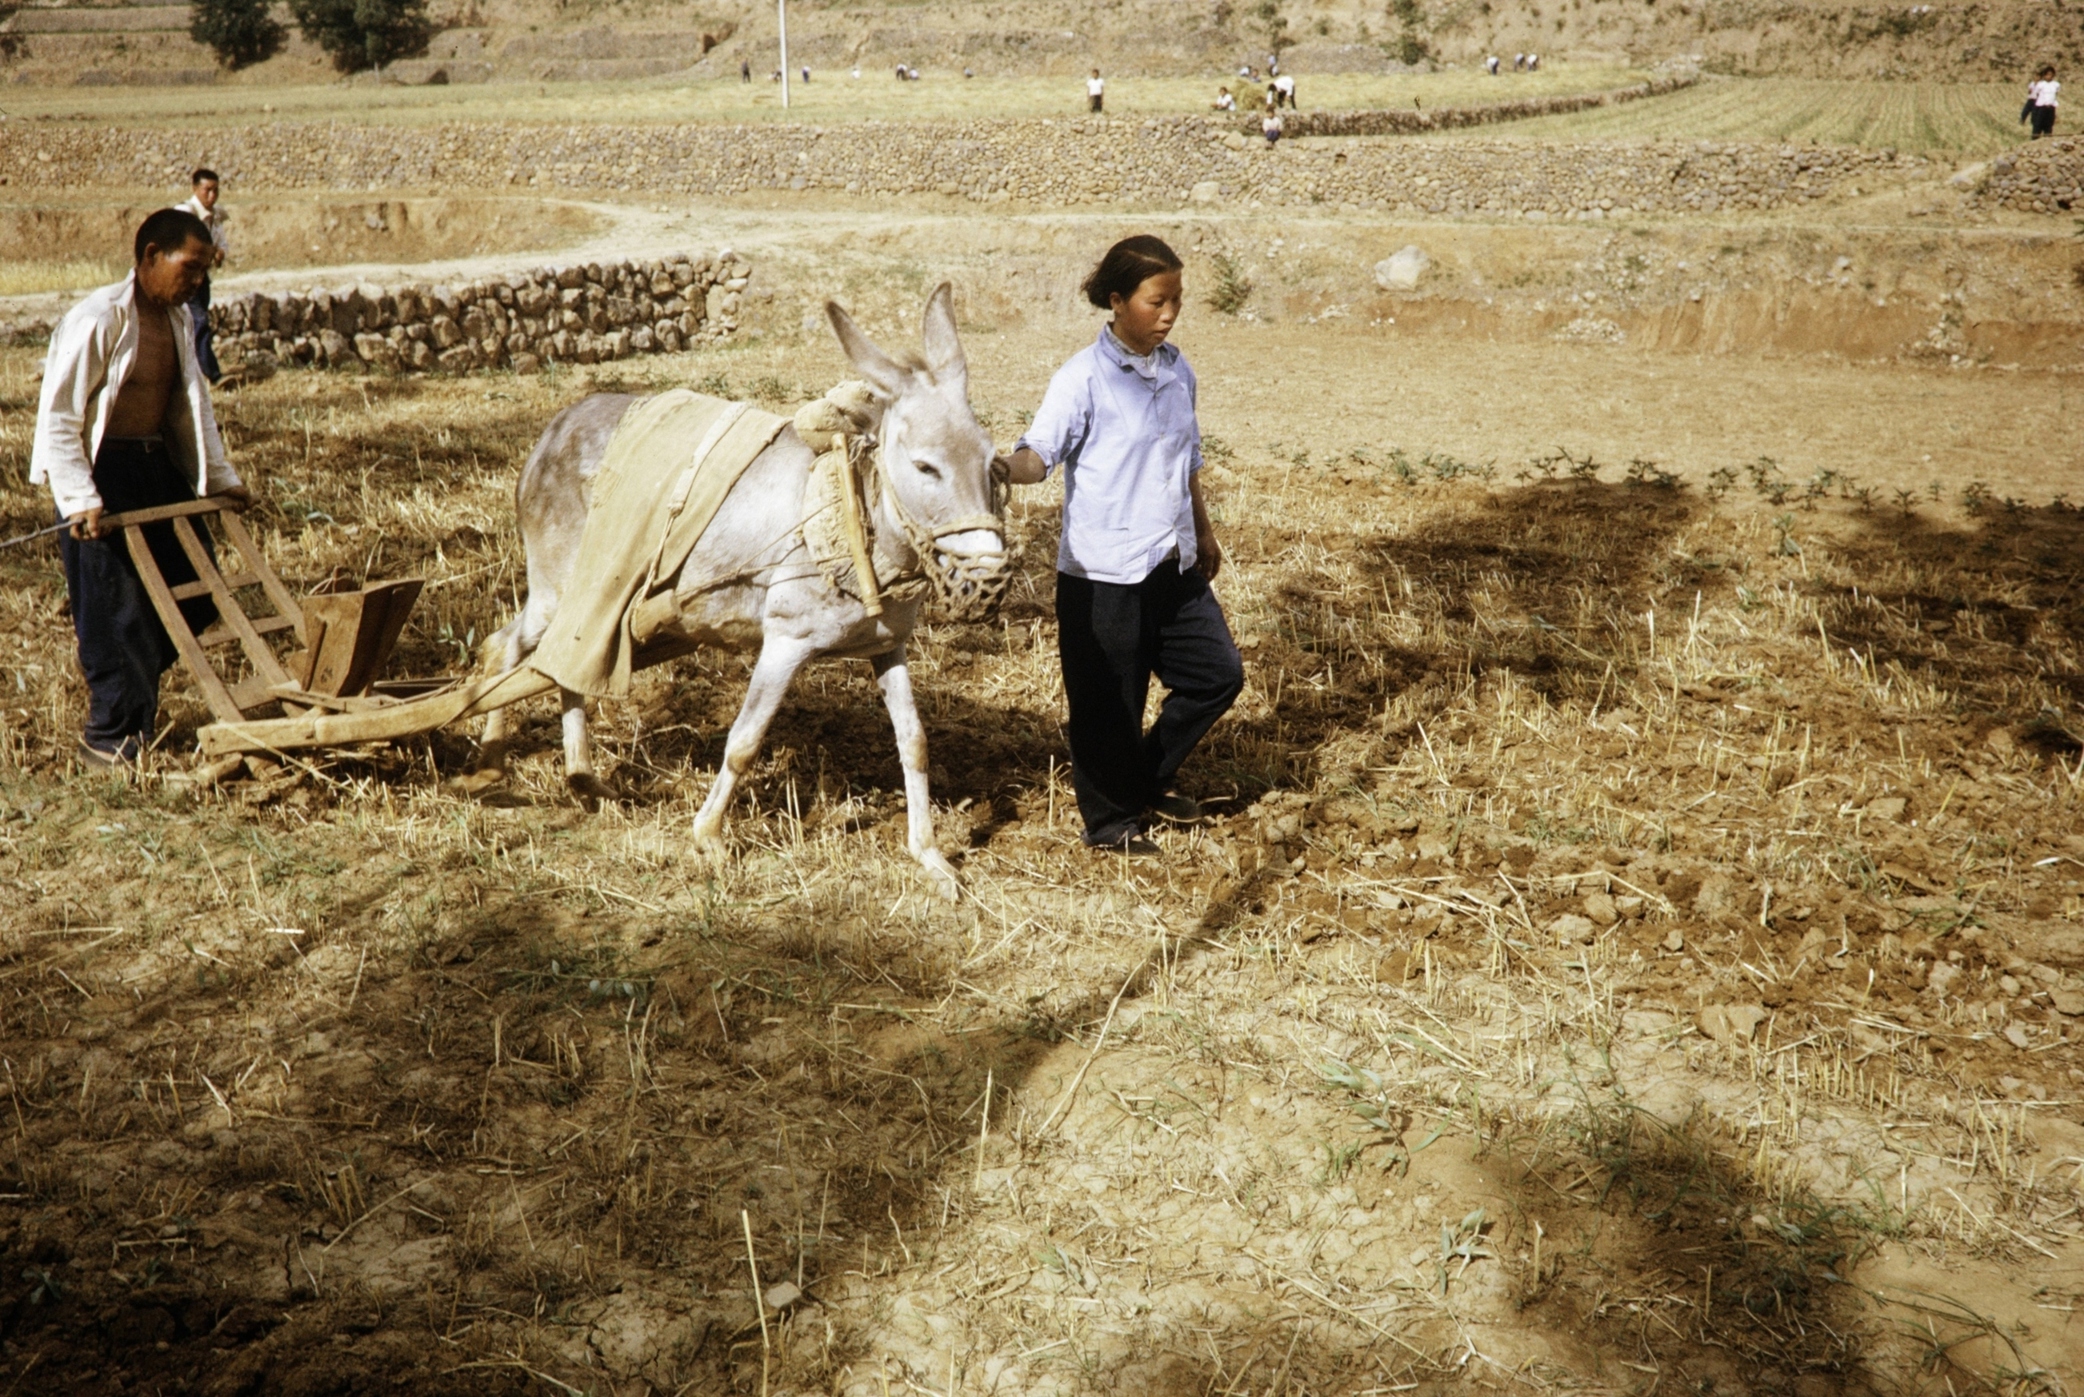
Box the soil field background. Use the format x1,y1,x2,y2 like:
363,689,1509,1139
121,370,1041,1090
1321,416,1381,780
1,27,2082,1394
0,196,612,298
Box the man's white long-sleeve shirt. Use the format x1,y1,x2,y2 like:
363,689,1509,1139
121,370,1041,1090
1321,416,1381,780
176,195,230,257
30,273,240,518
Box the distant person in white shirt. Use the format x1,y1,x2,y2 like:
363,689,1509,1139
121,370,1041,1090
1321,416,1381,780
1262,109,1283,144
1527,52,1540,70
1486,55,1500,75
1212,86,1235,111
1087,68,1105,113
1272,72,1296,108
997,235,1240,852
176,168,227,382
2025,65,2059,139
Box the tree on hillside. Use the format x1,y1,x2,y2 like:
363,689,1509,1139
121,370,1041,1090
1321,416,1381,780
189,0,286,69
1388,0,1433,66
290,0,432,72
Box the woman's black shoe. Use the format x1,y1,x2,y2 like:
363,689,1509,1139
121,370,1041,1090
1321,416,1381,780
1149,792,1204,824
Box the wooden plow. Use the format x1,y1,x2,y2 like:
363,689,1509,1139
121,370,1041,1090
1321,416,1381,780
103,498,550,760
109,499,713,761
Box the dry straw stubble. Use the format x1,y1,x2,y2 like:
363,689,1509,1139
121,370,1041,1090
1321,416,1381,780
0,341,2078,1392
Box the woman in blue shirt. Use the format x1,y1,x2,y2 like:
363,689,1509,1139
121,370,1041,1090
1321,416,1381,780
999,236,1244,851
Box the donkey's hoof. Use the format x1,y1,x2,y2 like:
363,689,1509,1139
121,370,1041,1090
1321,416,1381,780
566,771,617,808
918,848,961,902
692,823,730,868
447,767,507,798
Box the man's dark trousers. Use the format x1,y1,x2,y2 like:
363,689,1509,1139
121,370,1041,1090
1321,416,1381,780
187,279,219,382
57,438,216,759
1057,561,1244,844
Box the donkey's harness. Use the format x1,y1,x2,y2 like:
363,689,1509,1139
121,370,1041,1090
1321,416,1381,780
791,383,1007,620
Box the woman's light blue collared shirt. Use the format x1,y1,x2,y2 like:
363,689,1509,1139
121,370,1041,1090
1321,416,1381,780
1015,326,1203,585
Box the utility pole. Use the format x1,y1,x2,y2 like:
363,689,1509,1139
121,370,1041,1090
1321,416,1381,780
779,0,790,108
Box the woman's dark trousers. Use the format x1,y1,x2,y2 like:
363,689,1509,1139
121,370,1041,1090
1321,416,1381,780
1056,562,1244,844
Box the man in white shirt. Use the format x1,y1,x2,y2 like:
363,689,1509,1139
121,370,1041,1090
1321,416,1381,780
1087,68,1105,113
31,208,250,768
176,168,229,382
1272,72,1296,108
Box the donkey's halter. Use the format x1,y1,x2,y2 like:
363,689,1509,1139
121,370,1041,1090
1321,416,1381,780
794,385,1010,623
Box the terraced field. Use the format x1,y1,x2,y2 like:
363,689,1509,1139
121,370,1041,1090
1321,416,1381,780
0,63,1646,129
1444,77,2030,154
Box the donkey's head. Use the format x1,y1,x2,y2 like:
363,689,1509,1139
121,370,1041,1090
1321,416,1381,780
826,284,1009,622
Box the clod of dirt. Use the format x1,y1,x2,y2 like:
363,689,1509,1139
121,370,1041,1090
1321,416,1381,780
2017,921,2084,968
1692,873,1741,917
1697,1002,1767,1043
1414,828,1457,860
1583,890,1619,925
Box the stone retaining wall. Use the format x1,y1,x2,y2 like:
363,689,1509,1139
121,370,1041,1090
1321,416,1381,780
1971,139,2084,214
210,250,750,377
0,5,190,31
0,81,1934,220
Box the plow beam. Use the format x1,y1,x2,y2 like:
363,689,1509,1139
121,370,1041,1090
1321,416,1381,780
195,666,557,758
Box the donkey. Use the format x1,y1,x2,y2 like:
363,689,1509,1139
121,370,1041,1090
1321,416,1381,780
468,285,1008,899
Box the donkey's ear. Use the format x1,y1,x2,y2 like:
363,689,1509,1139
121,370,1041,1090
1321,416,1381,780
826,300,908,400
920,282,966,387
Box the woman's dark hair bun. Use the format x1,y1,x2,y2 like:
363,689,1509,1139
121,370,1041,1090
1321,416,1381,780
1082,235,1184,309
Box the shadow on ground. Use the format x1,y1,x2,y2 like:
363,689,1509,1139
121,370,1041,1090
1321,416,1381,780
7,478,2068,1393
